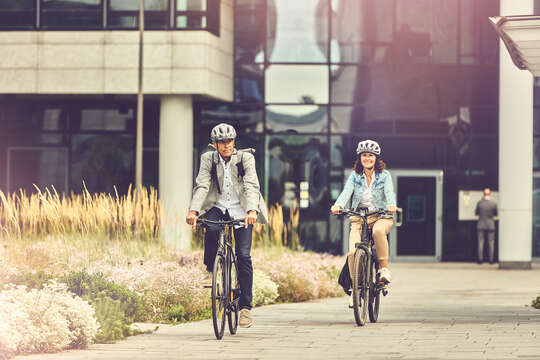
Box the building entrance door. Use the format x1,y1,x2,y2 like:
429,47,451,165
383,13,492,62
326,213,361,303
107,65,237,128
390,170,443,261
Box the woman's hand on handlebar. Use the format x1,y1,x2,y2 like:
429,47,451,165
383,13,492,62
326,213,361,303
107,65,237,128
330,205,341,215
386,205,397,214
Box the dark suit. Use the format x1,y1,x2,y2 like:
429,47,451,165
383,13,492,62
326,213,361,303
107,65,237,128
475,198,498,263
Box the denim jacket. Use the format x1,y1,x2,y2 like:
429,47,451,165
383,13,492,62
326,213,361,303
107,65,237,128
334,169,396,210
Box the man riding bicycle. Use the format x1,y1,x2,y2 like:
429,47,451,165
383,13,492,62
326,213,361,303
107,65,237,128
186,123,268,328
331,140,396,292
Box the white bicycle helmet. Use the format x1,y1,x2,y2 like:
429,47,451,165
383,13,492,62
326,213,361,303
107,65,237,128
210,123,237,141
356,139,381,156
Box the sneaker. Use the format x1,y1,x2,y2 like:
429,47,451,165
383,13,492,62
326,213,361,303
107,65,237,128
378,267,392,283
239,308,253,328
202,272,212,288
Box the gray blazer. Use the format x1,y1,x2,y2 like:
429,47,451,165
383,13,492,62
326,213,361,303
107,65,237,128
189,150,269,224
475,198,497,231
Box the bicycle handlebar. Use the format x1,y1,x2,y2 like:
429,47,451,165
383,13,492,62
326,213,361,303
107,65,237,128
196,218,245,227
333,208,392,218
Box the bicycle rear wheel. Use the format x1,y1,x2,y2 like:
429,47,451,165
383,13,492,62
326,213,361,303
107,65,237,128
352,248,369,326
368,259,380,323
227,258,240,335
212,255,227,339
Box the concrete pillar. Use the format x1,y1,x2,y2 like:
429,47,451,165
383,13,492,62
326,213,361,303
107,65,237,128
498,0,534,269
159,95,193,249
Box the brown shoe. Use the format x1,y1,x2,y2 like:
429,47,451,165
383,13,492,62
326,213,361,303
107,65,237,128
239,308,253,328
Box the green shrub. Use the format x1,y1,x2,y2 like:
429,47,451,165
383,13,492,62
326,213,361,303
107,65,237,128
165,304,186,322
60,270,142,321
532,294,540,309
4,270,54,290
92,297,134,343
59,270,145,342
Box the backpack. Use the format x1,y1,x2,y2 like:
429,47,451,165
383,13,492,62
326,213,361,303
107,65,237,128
210,148,255,195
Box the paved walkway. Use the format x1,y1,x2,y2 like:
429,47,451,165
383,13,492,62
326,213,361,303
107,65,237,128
16,263,540,360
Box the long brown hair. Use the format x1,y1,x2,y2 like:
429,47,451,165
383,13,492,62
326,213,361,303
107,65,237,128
353,156,386,175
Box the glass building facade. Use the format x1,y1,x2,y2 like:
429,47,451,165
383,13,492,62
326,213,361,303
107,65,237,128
1,0,539,259
196,0,502,258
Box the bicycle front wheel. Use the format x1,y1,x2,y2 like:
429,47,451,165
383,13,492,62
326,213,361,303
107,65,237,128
227,257,240,335
368,259,380,323
352,248,369,326
212,255,227,339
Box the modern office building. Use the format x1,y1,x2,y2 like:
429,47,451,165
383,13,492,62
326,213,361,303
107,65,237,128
0,0,538,265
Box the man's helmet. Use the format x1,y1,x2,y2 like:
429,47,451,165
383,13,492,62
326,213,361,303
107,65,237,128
356,139,381,156
210,123,237,141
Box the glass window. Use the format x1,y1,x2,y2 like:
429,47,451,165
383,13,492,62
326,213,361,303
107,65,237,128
235,0,265,63
0,0,35,29
267,0,329,63
459,67,498,106
108,0,169,29
266,135,329,250
533,177,540,257
198,103,264,135
71,134,134,194
177,0,206,11
235,64,264,103
143,148,159,189
330,106,392,134
8,148,67,194
265,65,329,104
460,0,499,65
535,138,540,170
330,0,393,64
8,105,66,146
331,64,439,122
266,105,328,134
395,0,458,64
41,0,101,29
78,108,134,131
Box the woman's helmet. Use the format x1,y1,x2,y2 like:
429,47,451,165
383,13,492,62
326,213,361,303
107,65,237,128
356,139,381,156
210,123,237,141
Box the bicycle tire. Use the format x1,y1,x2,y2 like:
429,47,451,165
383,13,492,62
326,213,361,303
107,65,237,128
227,257,240,335
212,255,227,340
352,248,369,326
368,259,380,323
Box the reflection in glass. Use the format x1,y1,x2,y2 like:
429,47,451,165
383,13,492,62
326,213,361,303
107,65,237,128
331,64,438,121
198,104,264,135
110,0,168,10
8,148,67,193
71,134,134,194
9,106,66,146
176,15,206,28
235,64,264,103
460,0,498,65
331,0,393,64
235,0,265,63
79,109,134,131
330,135,343,168
267,0,328,63
395,0,458,64
266,135,328,250
177,0,206,11
266,105,328,134
265,65,329,104
533,178,540,257
41,0,101,28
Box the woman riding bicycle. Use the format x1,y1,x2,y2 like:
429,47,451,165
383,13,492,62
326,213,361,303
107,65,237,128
330,139,396,284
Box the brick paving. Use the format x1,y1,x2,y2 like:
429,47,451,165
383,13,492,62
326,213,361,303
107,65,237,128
15,262,540,360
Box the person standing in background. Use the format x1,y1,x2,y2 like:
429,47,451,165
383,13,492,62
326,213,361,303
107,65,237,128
475,188,498,264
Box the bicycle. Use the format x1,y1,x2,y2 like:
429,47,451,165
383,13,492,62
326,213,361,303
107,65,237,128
197,217,243,340
335,207,402,326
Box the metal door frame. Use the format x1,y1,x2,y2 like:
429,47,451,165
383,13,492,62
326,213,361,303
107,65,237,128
390,169,443,262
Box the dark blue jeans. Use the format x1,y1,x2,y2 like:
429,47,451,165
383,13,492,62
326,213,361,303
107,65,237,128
203,207,253,310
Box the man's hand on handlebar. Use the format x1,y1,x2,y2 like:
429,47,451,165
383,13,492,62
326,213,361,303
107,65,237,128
245,210,257,228
330,205,341,215
186,210,198,227
386,205,397,214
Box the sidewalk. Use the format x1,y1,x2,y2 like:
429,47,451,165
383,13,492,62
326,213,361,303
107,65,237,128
15,262,540,360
